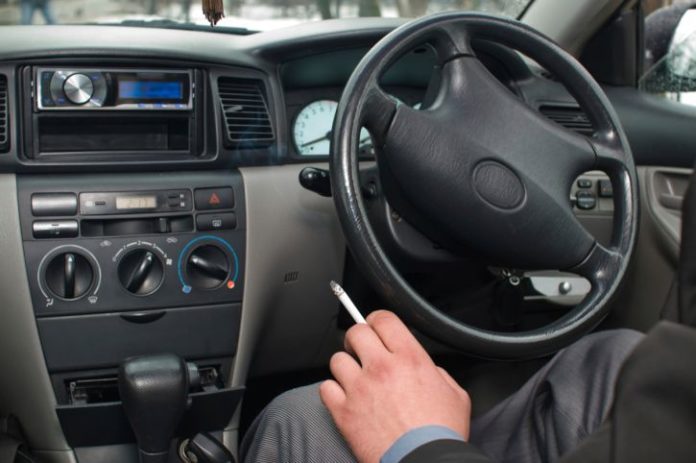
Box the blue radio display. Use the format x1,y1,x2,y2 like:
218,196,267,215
118,80,183,100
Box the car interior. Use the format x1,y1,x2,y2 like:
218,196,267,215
0,0,695,461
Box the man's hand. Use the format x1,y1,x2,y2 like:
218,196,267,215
319,310,471,463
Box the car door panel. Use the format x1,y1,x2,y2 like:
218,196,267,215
599,85,695,332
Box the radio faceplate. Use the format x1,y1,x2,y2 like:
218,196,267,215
36,68,193,111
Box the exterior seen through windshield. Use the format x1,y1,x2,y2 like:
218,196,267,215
0,0,530,31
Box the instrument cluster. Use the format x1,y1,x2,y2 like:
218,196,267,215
288,87,425,158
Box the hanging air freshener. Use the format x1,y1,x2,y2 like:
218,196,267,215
202,0,225,26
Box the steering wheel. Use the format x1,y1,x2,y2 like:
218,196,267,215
330,12,638,359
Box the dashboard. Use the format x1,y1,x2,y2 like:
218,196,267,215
0,19,613,463
0,21,553,171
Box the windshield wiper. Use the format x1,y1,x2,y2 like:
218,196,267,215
84,19,254,36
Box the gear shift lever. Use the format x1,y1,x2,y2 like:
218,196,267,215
119,354,189,463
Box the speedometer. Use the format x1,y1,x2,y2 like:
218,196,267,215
293,99,371,156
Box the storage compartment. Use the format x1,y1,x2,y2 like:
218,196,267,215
37,304,241,372
66,365,224,405
81,215,194,237
57,385,244,447
37,115,189,153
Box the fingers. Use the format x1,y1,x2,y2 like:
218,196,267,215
329,351,361,388
343,323,388,364
319,379,346,411
367,310,429,359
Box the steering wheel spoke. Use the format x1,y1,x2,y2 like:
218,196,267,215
572,242,620,284
361,84,399,148
430,23,475,61
590,136,627,171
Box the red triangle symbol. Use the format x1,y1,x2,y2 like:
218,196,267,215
209,192,221,205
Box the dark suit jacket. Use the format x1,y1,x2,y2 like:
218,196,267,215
401,321,696,463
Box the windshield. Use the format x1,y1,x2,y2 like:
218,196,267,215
0,0,532,32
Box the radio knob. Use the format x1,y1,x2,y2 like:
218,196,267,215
63,73,94,105
45,252,94,300
118,249,164,296
186,245,230,290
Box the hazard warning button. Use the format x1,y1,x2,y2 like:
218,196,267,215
194,187,234,210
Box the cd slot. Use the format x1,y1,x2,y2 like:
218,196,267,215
81,215,194,237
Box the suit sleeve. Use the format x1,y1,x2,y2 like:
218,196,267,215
399,439,493,463
381,426,467,463
380,425,492,463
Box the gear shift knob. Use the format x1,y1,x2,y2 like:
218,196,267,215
119,354,189,463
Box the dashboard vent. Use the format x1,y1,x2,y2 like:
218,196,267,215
539,105,594,136
217,77,274,147
0,75,7,152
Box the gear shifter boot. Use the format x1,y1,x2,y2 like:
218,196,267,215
119,354,189,463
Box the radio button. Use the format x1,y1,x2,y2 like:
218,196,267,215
575,190,597,210
167,193,186,209
196,213,236,231
33,220,79,239
32,193,78,216
195,187,234,210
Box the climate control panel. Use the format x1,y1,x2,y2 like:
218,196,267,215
17,172,246,317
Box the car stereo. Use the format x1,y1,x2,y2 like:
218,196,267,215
36,68,193,110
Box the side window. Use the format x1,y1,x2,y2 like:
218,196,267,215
641,1,696,106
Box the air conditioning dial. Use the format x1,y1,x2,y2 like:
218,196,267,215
177,235,239,294
44,252,94,300
117,249,165,296
185,245,230,290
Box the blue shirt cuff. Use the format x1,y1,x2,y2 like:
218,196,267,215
380,425,465,463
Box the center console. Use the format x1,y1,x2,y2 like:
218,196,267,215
0,56,281,461
17,171,246,459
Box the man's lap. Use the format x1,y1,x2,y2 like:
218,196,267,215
241,329,643,463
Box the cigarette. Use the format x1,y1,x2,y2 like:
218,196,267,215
330,280,367,324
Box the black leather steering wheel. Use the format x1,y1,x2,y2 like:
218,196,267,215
330,12,638,359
